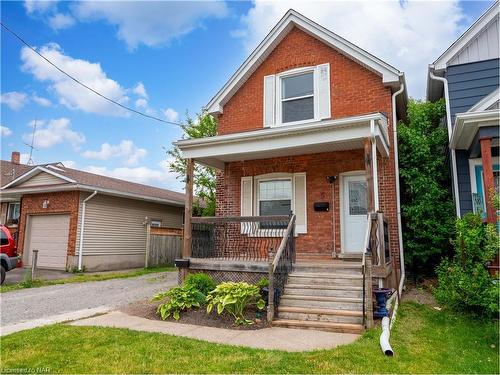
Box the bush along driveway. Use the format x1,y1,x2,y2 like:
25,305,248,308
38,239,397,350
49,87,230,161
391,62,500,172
1,302,498,374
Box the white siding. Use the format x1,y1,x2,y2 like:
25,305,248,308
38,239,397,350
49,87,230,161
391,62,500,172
449,16,499,66
18,172,67,187
75,193,183,256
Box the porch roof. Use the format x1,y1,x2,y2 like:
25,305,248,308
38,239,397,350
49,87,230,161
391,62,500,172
176,113,389,169
451,109,500,150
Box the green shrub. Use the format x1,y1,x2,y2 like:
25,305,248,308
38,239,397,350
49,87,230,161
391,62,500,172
152,285,205,320
256,277,269,289
184,273,216,296
434,213,499,316
206,282,265,325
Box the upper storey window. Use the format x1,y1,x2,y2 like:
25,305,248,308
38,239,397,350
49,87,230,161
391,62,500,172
263,64,331,128
281,72,314,123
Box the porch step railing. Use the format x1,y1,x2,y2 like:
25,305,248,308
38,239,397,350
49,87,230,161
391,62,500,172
190,215,290,261
267,214,296,322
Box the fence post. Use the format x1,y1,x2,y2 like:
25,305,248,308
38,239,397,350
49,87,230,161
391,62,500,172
145,218,151,268
31,249,38,280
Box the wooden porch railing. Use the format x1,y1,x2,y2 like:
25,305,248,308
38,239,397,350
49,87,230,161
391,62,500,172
267,215,296,322
190,215,291,261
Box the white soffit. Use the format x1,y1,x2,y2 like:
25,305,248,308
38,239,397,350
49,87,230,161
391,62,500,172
451,109,500,149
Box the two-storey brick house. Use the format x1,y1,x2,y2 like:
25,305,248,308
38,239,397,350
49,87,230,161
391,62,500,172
176,10,408,332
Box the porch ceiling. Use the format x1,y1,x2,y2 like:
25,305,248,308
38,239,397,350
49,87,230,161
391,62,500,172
176,113,389,169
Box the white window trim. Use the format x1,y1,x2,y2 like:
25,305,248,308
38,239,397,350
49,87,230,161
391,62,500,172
275,66,319,127
255,176,293,217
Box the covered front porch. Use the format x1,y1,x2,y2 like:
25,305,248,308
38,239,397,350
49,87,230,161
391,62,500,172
176,113,400,328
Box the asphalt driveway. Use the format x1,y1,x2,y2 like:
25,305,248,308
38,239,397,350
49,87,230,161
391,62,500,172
1,272,177,326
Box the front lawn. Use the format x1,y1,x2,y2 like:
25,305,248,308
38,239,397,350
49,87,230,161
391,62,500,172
1,302,497,374
0,266,175,293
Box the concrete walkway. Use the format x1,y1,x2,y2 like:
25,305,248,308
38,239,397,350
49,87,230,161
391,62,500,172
71,311,360,352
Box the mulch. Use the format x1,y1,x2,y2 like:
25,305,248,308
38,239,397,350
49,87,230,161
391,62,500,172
120,299,268,330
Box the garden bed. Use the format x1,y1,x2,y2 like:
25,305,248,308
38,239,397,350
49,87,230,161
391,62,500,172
120,299,268,330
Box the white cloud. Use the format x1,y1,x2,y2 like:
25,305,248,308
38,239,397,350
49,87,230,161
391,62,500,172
31,93,52,107
24,0,57,14
61,160,77,168
48,13,76,30
163,108,179,123
0,126,12,137
22,117,85,149
81,140,147,166
1,91,29,111
72,1,229,50
20,43,130,116
84,159,183,191
135,98,148,109
234,1,465,98
20,153,32,164
133,82,148,99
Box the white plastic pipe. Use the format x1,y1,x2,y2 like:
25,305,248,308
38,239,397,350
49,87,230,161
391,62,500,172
78,191,98,271
392,83,406,297
429,69,461,217
380,316,394,356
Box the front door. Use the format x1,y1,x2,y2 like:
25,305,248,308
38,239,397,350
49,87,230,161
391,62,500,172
342,174,368,253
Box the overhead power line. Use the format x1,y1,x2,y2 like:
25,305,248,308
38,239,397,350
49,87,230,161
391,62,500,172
1,21,183,127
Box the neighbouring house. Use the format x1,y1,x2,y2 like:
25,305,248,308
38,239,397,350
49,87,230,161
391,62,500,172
427,2,499,223
0,152,184,271
176,10,408,332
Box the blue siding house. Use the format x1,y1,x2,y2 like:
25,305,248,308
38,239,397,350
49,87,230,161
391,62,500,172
427,2,499,223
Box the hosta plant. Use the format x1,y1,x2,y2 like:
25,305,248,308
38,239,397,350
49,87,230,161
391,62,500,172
152,285,205,320
206,282,265,325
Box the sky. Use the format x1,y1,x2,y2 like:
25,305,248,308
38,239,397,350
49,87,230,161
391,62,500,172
0,0,494,192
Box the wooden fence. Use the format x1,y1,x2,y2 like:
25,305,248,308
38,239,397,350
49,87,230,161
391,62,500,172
146,226,183,267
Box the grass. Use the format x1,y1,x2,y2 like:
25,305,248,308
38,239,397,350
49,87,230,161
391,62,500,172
0,266,176,293
1,302,498,374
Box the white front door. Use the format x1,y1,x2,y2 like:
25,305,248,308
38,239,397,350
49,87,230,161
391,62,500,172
342,174,368,253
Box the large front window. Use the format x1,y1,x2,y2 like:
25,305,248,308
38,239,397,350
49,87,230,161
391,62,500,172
281,72,314,124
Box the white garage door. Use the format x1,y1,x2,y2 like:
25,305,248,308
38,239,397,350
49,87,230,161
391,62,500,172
26,214,70,270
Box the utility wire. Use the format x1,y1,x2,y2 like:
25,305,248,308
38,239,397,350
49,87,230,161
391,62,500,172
1,21,183,127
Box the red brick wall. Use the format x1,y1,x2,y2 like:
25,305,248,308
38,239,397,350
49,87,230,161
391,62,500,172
214,26,400,268
217,26,392,135
17,191,80,258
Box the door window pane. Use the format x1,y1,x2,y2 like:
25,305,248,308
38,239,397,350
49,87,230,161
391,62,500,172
348,181,368,215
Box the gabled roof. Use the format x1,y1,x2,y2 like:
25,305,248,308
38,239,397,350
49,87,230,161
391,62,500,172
0,160,36,187
1,162,185,206
432,1,499,71
206,9,404,115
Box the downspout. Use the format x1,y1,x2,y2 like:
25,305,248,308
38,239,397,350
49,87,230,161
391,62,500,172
392,82,406,297
429,69,461,217
78,191,98,271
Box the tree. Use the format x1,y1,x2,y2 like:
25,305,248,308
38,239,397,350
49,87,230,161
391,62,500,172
167,113,217,216
398,99,455,277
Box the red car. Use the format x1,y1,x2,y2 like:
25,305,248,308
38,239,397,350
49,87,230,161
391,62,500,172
1,225,19,284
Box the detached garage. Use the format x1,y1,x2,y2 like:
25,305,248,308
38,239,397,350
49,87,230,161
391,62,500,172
25,214,70,270
0,159,185,272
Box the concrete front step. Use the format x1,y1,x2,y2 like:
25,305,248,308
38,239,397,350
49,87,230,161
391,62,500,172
277,306,363,324
272,319,364,334
285,286,363,298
